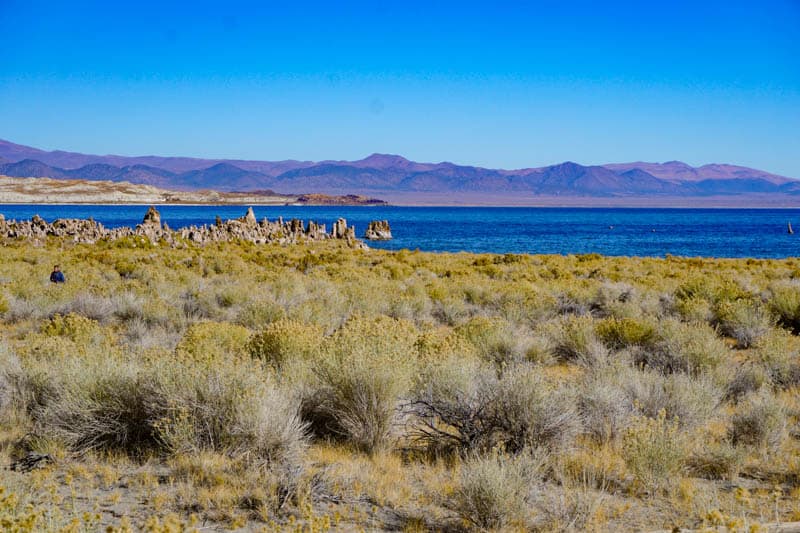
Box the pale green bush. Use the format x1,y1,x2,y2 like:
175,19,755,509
151,360,308,468
41,313,104,344
24,351,307,468
455,316,530,366
236,299,286,329
0,344,24,422
180,283,223,321
578,364,635,443
580,363,720,444
636,318,728,375
544,316,608,367
714,299,771,348
30,355,156,454
623,369,722,429
53,292,116,323
592,281,641,318
725,364,770,402
408,354,497,454
754,328,800,388
675,295,714,323
728,388,787,450
413,326,478,361
489,365,581,452
304,315,418,453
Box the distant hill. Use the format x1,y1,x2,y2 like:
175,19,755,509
1,139,797,203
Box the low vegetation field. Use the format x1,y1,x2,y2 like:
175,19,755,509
2,238,800,531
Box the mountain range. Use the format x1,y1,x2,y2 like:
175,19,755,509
1,139,798,203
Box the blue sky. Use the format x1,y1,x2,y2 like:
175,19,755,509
1,0,798,175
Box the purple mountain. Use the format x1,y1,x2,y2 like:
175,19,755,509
0,139,796,200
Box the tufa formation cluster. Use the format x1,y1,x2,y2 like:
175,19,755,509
0,207,369,248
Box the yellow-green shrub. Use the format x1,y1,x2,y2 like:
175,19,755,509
247,318,323,369
595,317,656,350
414,326,477,361
175,321,251,363
768,282,800,334
42,313,103,344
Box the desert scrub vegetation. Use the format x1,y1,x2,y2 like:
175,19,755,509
2,240,800,530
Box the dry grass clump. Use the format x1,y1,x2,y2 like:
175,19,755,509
622,410,687,492
447,450,545,530
169,451,305,521
557,442,628,490
686,441,745,480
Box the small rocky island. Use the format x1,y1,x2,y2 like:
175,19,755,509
364,220,392,240
0,207,390,248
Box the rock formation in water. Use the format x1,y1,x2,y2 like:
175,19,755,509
364,220,392,240
142,205,161,226
0,206,366,248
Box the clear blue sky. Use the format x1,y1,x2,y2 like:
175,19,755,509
1,0,798,175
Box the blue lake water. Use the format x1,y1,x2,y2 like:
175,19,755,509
1,205,799,258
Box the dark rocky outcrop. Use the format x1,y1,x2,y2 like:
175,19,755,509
364,220,392,240
0,207,366,248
